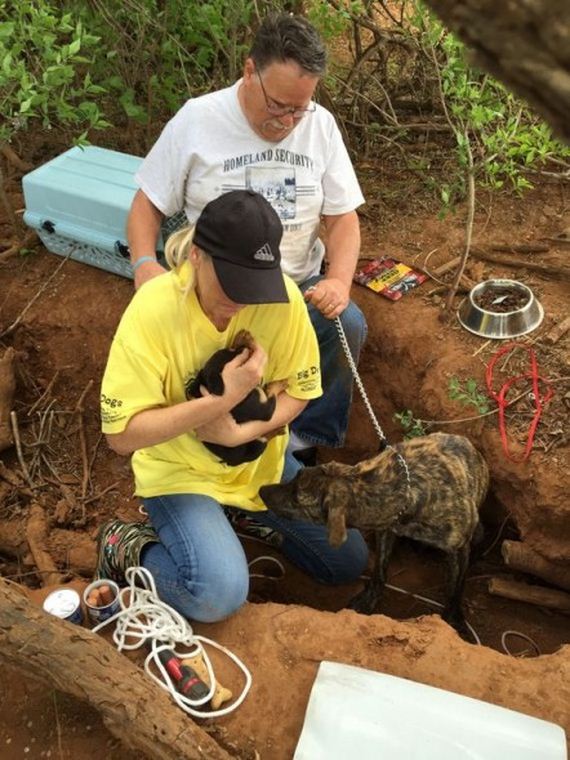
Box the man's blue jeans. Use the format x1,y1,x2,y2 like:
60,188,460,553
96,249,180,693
140,453,369,623
291,275,367,448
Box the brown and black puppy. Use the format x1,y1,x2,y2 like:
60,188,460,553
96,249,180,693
260,433,489,632
187,330,286,466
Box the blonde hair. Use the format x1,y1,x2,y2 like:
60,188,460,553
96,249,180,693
164,225,198,296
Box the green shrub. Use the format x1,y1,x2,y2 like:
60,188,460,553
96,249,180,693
0,0,109,145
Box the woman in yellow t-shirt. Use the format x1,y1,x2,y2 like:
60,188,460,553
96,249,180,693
96,190,368,622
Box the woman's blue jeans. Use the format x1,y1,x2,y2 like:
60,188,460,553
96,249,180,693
291,275,367,447
141,453,369,623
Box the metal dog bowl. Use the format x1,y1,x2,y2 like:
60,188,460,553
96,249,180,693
457,279,544,339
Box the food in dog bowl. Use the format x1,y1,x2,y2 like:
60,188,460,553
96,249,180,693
474,284,529,313
457,279,544,339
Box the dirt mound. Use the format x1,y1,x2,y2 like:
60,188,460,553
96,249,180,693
0,173,568,757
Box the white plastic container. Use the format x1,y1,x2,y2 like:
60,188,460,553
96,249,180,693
294,661,567,760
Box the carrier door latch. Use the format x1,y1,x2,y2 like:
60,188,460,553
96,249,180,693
41,220,56,233
115,241,130,259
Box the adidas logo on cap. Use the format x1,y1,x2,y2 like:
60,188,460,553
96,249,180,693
253,243,275,262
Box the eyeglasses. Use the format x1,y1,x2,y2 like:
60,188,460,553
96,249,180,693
256,69,316,119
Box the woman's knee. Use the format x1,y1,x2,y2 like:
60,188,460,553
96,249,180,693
324,529,369,585
158,563,249,623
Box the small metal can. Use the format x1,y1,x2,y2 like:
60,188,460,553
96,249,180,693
83,579,121,626
43,588,83,625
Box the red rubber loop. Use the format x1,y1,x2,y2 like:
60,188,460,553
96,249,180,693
485,342,553,462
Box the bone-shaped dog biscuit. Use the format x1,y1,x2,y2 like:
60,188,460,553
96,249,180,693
181,655,232,710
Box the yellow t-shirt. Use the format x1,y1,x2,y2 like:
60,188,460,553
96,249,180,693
101,267,321,510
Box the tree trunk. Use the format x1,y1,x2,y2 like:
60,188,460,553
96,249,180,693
502,540,570,592
488,576,570,613
469,246,570,279
0,579,231,760
424,0,570,144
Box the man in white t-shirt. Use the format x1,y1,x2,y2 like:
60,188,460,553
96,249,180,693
127,13,367,460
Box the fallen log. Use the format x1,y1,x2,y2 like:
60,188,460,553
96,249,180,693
0,347,16,452
0,518,96,576
491,243,550,254
469,247,570,280
432,255,461,276
488,577,570,613
502,540,570,592
0,578,232,760
544,315,570,346
25,503,66,587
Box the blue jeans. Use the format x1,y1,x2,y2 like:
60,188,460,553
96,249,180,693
291,275,367,447
140,453,369,622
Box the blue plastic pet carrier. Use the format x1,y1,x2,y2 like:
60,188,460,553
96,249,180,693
22,145,185,278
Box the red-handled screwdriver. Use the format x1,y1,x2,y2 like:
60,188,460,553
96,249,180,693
157,649,210,700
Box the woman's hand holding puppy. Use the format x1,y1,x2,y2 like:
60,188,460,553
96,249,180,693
105,342,268,455
219,341,267,407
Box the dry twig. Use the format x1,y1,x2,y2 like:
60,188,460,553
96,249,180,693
27,371,60,417
0,247,75,338
0,231,37,263
10,411,33,489
74,380,94,504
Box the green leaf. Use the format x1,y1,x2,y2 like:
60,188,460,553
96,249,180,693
0,22,15,40
2,52,13,75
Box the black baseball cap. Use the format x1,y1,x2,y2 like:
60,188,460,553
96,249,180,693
193,190,289,304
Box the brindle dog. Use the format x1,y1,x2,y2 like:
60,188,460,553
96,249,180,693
187,330,286,466
260,433,489,632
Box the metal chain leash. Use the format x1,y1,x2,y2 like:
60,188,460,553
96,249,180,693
334,316,412,506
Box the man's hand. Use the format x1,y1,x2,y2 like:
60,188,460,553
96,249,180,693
304,277,350,319
133,259,166,289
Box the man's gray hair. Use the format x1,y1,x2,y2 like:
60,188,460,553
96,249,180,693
250,13,327,76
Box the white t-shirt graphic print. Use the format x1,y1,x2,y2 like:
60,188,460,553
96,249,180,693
135,80,364,284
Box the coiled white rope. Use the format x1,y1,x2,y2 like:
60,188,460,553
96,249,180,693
248,555,286,580
90,566,252,718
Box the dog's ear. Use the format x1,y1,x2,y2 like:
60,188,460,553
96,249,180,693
322,482,347,548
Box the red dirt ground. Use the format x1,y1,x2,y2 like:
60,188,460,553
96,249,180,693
0,141,568,758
